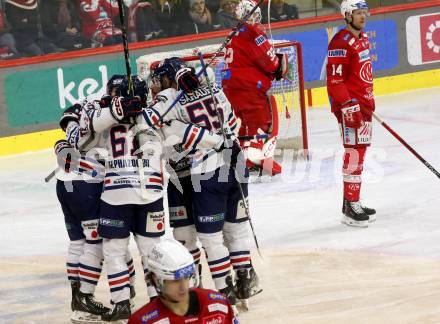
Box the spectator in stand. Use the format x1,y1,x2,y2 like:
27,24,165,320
213,0,238,30
5,0,63,56
180,0,213,35
125,0,164,42
154,0,185,37
0,8,20,59
40,0,90,51
76,0,122,46
261,0,298,23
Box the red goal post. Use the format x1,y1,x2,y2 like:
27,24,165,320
136,40,308,152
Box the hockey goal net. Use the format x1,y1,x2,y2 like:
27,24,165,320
137,40,308,151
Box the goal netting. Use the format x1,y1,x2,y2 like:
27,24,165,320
136,40,308,151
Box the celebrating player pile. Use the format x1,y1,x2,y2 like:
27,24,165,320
326,0,377,228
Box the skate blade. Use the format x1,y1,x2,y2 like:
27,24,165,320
368,214,376,222
341,216,368,228
238,298,249,311
71,311,102,324
250,287,263,298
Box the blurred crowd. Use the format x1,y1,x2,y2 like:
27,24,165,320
0,0,298,60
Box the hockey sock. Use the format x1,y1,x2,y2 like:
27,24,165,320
342,147,366,201
198,232,231,290
79,242,103,294
103,238,131,303
67,239,85,283
223,221,252,271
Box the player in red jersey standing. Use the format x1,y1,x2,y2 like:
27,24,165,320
129,239,238,324
326,0,376,228
221,0,288,176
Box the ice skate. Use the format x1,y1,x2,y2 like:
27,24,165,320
341,200,369,227
342,198,376,222
219,275,238,314
71,290,109,324
235,269,253,311
101,299,130,323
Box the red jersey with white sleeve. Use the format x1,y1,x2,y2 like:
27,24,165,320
128,288,238,324
326,29,375,117
222,23,279,96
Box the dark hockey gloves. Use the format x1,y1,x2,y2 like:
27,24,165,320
274,53,289,81
59,103,82,131
109,96,143,121
217,138,243,169
175,67,200,93
341,100,364,128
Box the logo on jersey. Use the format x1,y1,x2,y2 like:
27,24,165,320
208,303,228,314
255,35,266,46
198,213,224,223
358,49,370,62
169,207,187,221
141,309,160,323
328,49,347,57
208,293,227,301
359,61,373,84
146,211,165,233
100,218,124,228
203,314,226,324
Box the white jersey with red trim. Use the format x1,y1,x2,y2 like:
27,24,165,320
55,93,106,183
146,84,239,175
78,99,225,205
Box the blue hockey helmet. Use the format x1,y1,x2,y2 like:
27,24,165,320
152,57,187,83
106,74,125,96
119,75,149,103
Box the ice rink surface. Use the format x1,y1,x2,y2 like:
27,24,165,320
1,87,439,323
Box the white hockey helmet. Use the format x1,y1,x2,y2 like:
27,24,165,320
148,239,195,293
340,0,369,18
235,0,261,25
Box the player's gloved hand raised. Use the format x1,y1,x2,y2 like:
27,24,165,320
274,53,289,81
110,96,143,121
341,100,364,128
176,67,200,93
59,103,81,131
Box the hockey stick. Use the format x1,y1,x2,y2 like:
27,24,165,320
116,1,149,198
197,53,262,257
373,112,440,179
44,169,56,183
155,0,265,125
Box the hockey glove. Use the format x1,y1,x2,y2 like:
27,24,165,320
341,101,364,129
59,103,81,131
274,53,289,81
175,67,200,93
54,139,78,172
110,96,143,121
217,139,243,169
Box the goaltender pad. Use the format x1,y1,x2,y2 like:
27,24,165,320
136,40,308,152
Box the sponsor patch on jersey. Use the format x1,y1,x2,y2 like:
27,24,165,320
203,314,226,324
169,206,188,221
343,34,350,41
342,125,356,146
208,303,228,314
198,213,224,223
358,49,370,62
357,122,372,144
208,293,227,301
328,49,347,57
99,218,124,228
81,220,100,240
156,95,168,103
184,318,199,323
141,309,159,323
236,198,248,220
254,35,266,46
146,211,165,234
348,37,355,46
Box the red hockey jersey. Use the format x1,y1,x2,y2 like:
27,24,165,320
128,288,238,324
222,23,279,95
326,29,375,116
77,0,120,39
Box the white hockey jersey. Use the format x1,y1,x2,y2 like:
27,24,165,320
55,93,106,183
144,84,239,175
81,100,225,205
